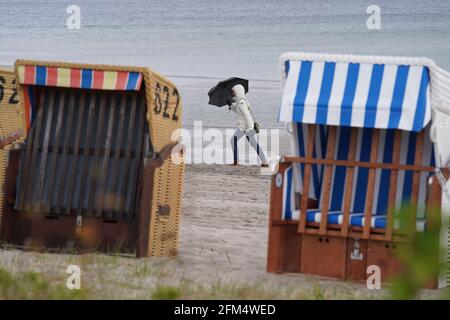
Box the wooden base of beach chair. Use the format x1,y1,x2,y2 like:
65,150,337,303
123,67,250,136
268,225,440,288
267,162,312,273
300,234,347,279
0,149,142,254
366,240,409,283
300,235,413,282
366,239,439,289
0,144,181,257
267,223,301,273
1,211,139,253
345,238,368,281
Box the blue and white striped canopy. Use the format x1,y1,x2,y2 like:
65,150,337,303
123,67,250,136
279,53,432,132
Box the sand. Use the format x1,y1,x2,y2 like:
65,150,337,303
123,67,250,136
0,164,443,299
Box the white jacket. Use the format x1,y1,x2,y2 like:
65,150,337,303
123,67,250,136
230,84,254,132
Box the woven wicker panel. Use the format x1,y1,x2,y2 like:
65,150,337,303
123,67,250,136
0,67,24,228
148,155,185,256
144,70,182,152
143,70,184,256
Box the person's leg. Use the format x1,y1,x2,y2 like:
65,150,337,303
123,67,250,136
230,128,245,165
245,131,268,165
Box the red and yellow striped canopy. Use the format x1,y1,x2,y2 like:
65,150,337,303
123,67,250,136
17,65,143,91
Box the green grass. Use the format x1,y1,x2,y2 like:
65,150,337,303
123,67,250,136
0,239,447,300
147,277,372,300
151,286,181,300
0,267,87,300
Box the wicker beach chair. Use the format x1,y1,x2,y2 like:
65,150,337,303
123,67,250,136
267,53,450,288
0,67,23,230
0,60,184,257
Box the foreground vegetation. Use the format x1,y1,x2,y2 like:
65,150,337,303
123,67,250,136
0,247,447,300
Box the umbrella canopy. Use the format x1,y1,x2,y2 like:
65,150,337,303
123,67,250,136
208,77,249,107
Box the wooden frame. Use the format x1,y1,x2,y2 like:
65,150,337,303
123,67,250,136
284,132,434,241
267,126,442,287
267,162,302,273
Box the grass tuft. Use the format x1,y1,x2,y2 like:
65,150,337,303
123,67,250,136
151,285,181,300
0,267,87,300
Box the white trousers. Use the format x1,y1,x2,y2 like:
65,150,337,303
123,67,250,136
230,128,267,164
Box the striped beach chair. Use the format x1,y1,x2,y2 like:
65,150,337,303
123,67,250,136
0,60,184,257
268,53,450,287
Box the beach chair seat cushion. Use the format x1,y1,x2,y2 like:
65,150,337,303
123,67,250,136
290,209,426,232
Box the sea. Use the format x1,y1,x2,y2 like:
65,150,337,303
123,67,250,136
1,0,450,163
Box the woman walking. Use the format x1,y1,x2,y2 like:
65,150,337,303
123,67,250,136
228,84,268,167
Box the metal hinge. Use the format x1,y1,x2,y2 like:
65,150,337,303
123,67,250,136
350,239,363,260
75,215,83,234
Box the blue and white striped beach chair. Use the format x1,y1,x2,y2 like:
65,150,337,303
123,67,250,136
268,53,450,287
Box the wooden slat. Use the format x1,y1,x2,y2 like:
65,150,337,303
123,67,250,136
65,93,86,214
426,172,444,230
409,131,425,236
348,231,414,243
44,89,66,213
15,101,39,210
23,89,47,211
385,130,402,241
363,129,380,239
55,90,76,213
410,132,425,205
425,172,445,288
283,156,433,172
96,92,119,217
271,220,417,243
132,132,151,220
136,163,155,257
86,92,107,215
298,124,315,233
35,89,55,211
106,93,127,219
15,87,146,221
129,95,148,220
116,93,138,219
75,91,97,216
340,128,358,237
423,173,442,289
319,126,337,234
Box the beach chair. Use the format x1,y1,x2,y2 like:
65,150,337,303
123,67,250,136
0,67,23,230
267,53,450,288
0,60,184,257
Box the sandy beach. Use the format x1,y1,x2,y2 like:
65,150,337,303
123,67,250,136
0,164,444,299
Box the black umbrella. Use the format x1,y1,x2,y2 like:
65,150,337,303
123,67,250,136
207,77,249,107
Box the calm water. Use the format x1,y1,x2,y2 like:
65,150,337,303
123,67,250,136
1,0,450,131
